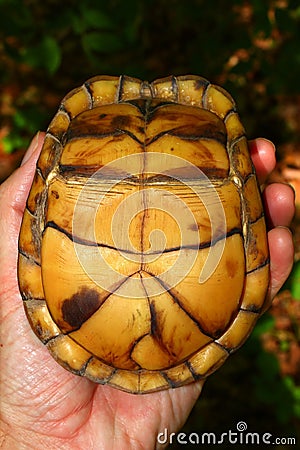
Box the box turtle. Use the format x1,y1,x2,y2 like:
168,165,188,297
18,75,269,394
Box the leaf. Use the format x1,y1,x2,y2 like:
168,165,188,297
2,134,29,154
71,7,114,34
251,313,275,338
82,31,122,55
42,36,61,74
82,9,114,30
290,261,300,300
22,36,61,74
283,376,300,418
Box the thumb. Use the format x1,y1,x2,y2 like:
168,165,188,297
0,132,45,217
0,132,45,301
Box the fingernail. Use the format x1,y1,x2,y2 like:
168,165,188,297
264,138,276,152
253,137,276,153
276,225,293,236
21,132,41,166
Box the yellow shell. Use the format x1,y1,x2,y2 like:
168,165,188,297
18,75,269,393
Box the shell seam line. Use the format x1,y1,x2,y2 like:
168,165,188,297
116,75,125,102
43,220,242,254
211,340,231,355
18,248,41,266
201,81,210,109
80,355,94,377
83,82,94,109
143,272,215,339
64,128,143,145
21,294,44,302
128,274,151,369
58,104,72,122
229,133,247,149
145,128,227,146
248,212,266,225
171,75,179,100
184,360,204,381
140,104,147,264
223,108,238,123
243,171,258,184
24,204,36,217
246,257,270,274
36,166,46,182
159,371,180,389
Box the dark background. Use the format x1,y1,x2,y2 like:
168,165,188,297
1,1,299,448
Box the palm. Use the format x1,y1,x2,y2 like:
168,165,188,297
0,136,294,449
1,289,201,447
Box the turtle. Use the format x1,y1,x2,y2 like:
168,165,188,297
18,75,269,394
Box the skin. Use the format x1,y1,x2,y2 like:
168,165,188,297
0,134,295,449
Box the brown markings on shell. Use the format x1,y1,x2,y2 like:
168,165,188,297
111,114,133,129
29,214,42,258
147,108,227,145
33,191,44,210
147,301,182,365
61,287,103,329
226,258,239,279
149,301,160,340
65,106,144,143
169,123,226,144
50,190,60,200
188,223,199,232
199,166,228,179
111,114,145,138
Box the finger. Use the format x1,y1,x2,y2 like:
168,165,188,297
0,132,45,217
266,227,294,305
263,182,295,229
20,131,44,167
248,138,276,185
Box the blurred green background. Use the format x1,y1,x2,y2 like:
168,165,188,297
1,0,299,447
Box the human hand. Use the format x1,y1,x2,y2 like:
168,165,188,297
0,134,294,449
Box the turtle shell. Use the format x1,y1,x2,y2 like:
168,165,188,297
18,75,269,394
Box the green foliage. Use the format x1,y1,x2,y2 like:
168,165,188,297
248,315,299,425
0,1,59,72
253,350,297,423
22,36,61,74
289,261,300,300
251,312,275,336
2,105,49,154
284,376,300,420
1,0,300,153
